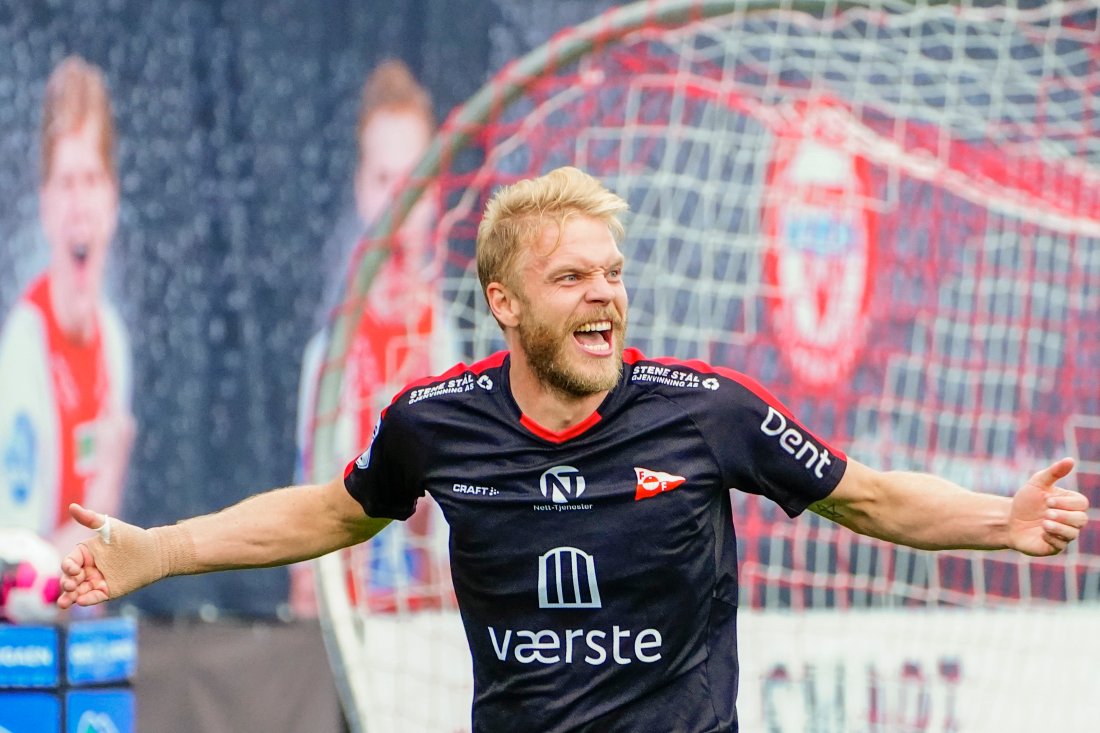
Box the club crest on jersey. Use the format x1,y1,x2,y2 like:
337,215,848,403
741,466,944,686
633,467,686,501
762,96,875,389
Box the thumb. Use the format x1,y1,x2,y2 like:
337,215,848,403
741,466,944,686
1028,457,1075,490
69,503,107,531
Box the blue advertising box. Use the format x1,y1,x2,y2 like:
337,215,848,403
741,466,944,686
65,688,134,733
0,691,62,733
0,625,60,689
65,617,137,687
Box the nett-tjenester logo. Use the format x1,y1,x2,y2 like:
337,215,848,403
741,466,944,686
540,465,586,504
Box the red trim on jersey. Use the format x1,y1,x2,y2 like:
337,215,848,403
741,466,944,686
348,352,511,474
630,350,847,461
520,410,603,444
375,351,509,422
391,351,506,404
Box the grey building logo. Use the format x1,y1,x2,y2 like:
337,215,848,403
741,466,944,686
538,546,602,609
540,465,586,504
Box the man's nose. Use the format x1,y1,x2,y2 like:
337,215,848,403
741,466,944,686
585,274,615,303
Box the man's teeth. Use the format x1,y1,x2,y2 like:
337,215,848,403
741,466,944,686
575,321,611,333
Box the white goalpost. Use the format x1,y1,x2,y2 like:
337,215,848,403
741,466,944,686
306,2,1100,730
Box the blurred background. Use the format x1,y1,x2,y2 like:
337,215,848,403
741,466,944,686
0,1,1096,731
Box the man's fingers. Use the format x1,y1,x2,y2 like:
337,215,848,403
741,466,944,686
59,587,110,608
1044,508,1089,531
1029,457,1076,490
1047,488,1090,512
69,503,106,530
1042,519,1080,545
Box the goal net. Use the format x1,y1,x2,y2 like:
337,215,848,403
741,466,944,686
306,1,1100,731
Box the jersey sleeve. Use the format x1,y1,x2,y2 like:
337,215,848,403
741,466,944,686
700,369,847,517
342,407,424,521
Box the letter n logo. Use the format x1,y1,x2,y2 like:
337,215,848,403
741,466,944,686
540,465,586,504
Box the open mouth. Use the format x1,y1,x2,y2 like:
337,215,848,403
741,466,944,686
70,243,90,266
572,320,613,355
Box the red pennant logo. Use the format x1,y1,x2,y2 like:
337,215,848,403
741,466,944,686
634,467,686,501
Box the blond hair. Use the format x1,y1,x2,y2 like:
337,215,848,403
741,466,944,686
476,166,628,294
356,59,434,160
41,55,117,183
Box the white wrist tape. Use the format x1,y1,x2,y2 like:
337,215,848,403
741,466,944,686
97,515,113,545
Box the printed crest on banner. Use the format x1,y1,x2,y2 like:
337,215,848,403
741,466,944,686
761,97,875,388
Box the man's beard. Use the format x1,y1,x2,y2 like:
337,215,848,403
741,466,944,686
517,309,626,398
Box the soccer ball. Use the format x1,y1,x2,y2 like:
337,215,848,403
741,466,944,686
0,528,62,624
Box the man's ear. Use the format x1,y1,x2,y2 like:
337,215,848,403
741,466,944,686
486,281,521,328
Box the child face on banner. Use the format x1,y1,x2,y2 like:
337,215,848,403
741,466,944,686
39,120,119,332
355,107,435,252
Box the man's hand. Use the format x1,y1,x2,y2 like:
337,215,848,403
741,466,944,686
1008,458,1090,557
56,502,197,611
57,504,113,608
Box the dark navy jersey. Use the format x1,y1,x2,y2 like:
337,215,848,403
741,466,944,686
344,348,847,733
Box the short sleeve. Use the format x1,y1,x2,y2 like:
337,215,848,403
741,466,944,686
698,369,847,517
342,409,424,521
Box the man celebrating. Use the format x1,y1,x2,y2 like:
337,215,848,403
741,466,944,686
58,167,1087,732
0,56,134,555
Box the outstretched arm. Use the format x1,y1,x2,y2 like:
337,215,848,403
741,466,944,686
58,475,389,608
810,457,1088,556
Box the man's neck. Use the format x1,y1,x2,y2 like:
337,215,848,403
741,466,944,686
507,353,608,433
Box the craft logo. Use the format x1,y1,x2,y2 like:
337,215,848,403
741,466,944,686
633,467,686,501
762,97,875,388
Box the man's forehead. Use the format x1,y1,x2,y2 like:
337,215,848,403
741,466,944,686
525,220,623,269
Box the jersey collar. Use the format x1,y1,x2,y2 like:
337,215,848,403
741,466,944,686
498,353,624,444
